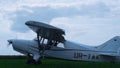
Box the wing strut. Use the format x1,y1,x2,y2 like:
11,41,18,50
37,31,41,53
37,30,46,55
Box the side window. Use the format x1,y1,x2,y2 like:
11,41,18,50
57,43,64,48
43,39,48,44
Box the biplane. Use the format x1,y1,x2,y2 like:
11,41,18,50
8,21,120,64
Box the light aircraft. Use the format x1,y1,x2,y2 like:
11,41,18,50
8,21,120,64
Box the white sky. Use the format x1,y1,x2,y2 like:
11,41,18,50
0,0,120,55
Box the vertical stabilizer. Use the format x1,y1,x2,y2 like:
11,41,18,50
97,36,120,52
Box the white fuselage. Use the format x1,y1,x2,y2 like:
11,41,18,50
10,39,120,62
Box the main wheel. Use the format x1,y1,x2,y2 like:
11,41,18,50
26,58,42,64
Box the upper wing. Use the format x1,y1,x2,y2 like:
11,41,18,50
25,21,65,43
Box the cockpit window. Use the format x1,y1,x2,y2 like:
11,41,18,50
33,37,64,48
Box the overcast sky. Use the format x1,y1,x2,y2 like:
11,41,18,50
0,0,120,55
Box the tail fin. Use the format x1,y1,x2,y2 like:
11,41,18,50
97,36,120,52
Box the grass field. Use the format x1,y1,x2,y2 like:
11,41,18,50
0,58,120,68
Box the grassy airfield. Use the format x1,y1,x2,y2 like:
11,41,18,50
0,56,120,68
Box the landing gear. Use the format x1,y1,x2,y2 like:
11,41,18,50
26,54,42,64
26,58,42,64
